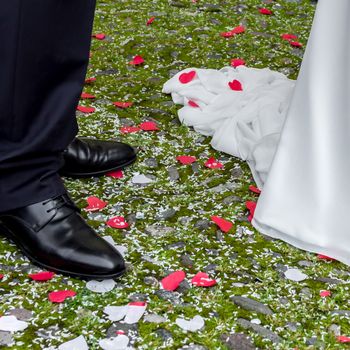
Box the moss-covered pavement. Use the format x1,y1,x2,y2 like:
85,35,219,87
1,0,350,349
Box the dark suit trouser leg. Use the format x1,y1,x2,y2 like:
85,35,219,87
0,0,96,212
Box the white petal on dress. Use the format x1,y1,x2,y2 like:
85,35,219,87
163,0,350,266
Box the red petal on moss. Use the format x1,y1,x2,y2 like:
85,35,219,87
231,25,245,34
320,290,331,297
113,102,133,108
220,31,235,38
231,58,246,67
77,105,95,114
29,271,55,281
191,272,217,287
85,196,107,212
139,121,159,131
246,201,257,222
337,336,350,343
106,170,124,178
92,33,106,40
259,7,273,15
146,17,156,26
161,271,186,291
81,92,96,99
211,216,233,232
129,55,145,65
106,216,129,229
317,254,336,261
205,157,223,169
249,185,261,194
290,41,302,48
281,33,298,41
85,77,96,84
48,290,76,303
120,126,141,134
176,155,197,165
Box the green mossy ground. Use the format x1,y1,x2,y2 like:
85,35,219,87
1,0,350,349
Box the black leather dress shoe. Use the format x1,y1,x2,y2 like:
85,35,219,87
59,137,137,178
0,193,125,279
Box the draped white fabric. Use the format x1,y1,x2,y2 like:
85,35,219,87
163,0,350,266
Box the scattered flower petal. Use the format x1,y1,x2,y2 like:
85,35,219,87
99,335,130,350
0,316,28,332
28,271,55,281
124,302,147,324
249,185,261,194
132,174,154,184
176,315,205,332
58,335,89,350
48,290,76,303
76,105,95,114
106,216,129,229
106,170,124,178
204,157,223,169
129,55,144,65
139,121,159,131
146,17,156,26
86,279,116,293
92,33,106,40
211,216,233,233
191,272,217,287
179,70,196,84
85,196,107,211
161,271,186,291
176,155,197,165
320,290,331,298
284,268,308,282
231,58,246,67
113,102,133,108
228,79,243,91
103,306,128,322
120,126,141,134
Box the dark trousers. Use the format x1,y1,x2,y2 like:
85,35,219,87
0,0,96,212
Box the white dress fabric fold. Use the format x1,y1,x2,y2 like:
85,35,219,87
163,0,350,266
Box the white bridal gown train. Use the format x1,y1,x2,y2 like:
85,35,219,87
162,0,350,266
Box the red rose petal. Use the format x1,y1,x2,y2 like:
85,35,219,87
220,31,235,38
120,126,141,134
317,254,336,261
113,101,133,108
231,25,245,34
176,155,197,165
139,121,159,131
29,271,55,281
259,7,273,15
106,216,129,229
0,274,4,280
231,58,246,67
85,77,96,84
337,336,350,343
161,271,186,291
146,17,156,26
191,272,217,287
48,290,76,303
228,79,243,91
211,216,233,233
77,105,95,114
179,71,196,84
290,41,302,48
81,92,96,99
85,196,107,212
249,185,261,194
320,290,331,297
281,33,298,41
92,33,106,40
204,157,223,169
129,55,145,65
188,100,199,108
246,201,257,222
106,170,124,178
129,301,147,306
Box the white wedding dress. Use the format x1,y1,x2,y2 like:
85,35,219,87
163,0,350,266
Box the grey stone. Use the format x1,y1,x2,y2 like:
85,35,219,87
178,345,207,350
194,219,212,230
231,296,273,315
155,328,173,341
315,277,342,285
285,322,299,332
144,314,166,324
7,308,33,321
331,310,350,316
0,331,13,347
328,324,341,336
144,276,159,287
155,290,181,305
231,167,243,178
145,225,175,237
298,260,313,267
220,333,255,350
203,264,218,273
155,208,177,220
180,254,194,268
107,323,138,338
222,195,241,205
166,241,186,250
145,158,159,168
237,318,282,344
129,293,148,302
168,166,180,181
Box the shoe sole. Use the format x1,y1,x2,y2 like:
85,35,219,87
59,155,137,178
0,223,126,280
